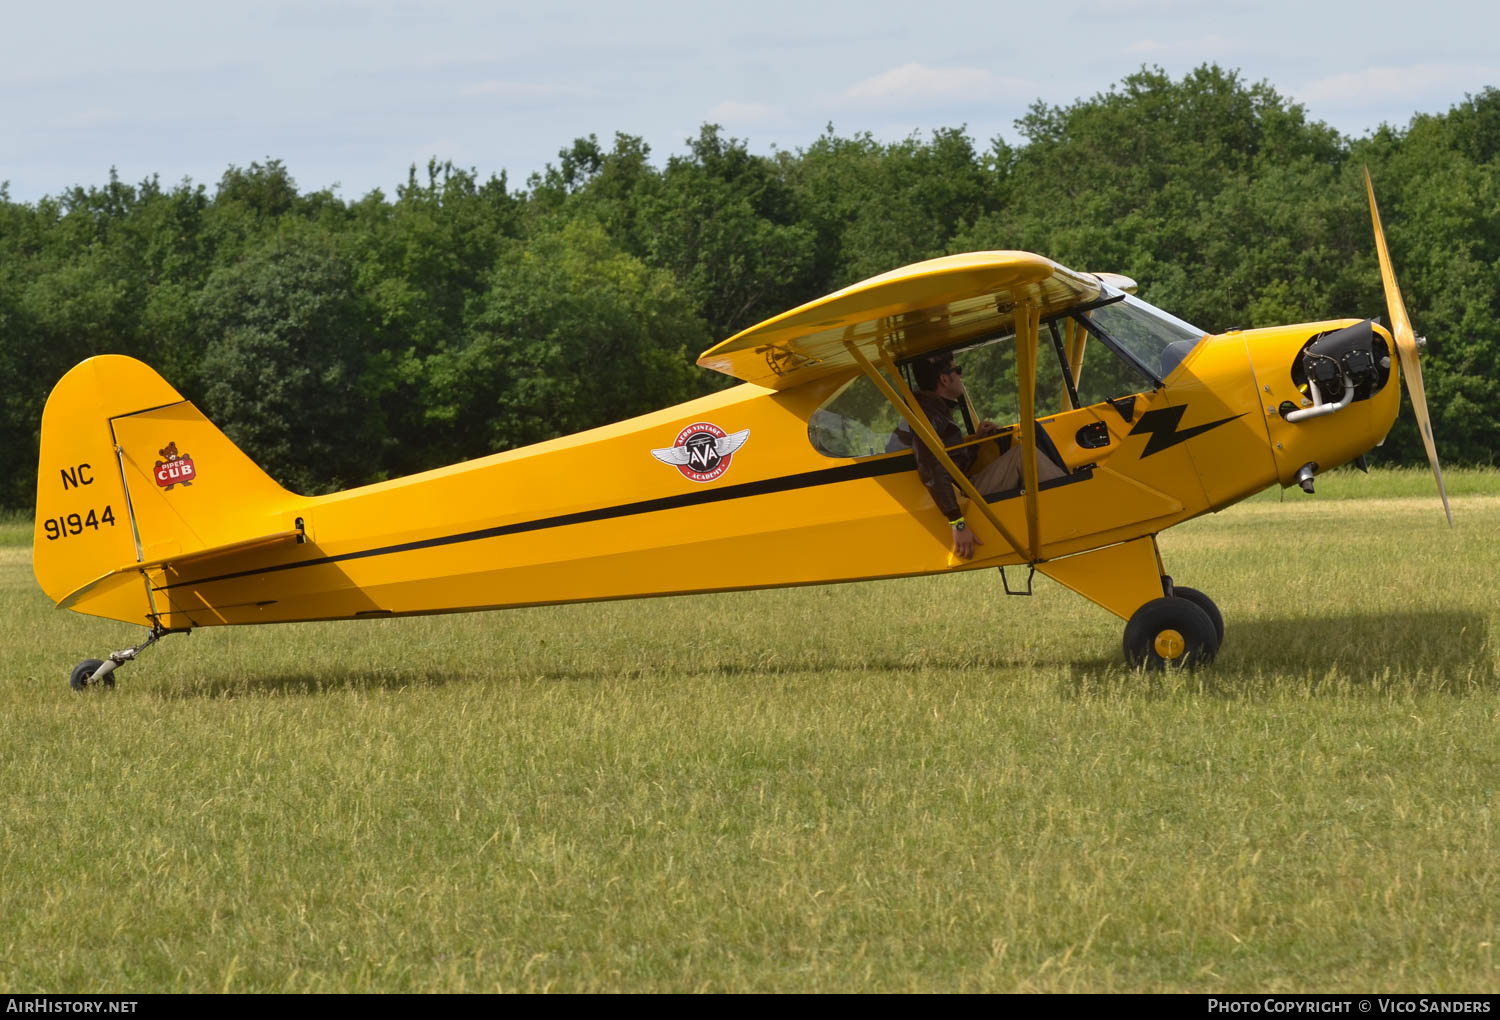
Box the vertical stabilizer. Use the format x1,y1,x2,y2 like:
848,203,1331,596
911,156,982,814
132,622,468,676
34,355,300,627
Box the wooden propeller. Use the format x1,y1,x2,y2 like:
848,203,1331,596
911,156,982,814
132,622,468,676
1365,167,1453,526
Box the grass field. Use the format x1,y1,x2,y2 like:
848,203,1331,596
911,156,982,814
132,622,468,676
2,468,1497,992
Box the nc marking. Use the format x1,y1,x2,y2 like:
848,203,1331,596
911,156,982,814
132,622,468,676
60,463,93,490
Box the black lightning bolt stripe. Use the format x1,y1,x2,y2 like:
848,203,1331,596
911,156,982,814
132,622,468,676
1128,405,1246,458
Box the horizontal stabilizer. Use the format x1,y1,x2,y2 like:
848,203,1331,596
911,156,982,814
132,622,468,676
56,528,303,610
56,570,149,613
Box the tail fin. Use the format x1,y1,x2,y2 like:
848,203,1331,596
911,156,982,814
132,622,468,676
34,355,300,627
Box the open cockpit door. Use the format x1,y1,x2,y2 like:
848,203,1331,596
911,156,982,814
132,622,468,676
700,252,1134,562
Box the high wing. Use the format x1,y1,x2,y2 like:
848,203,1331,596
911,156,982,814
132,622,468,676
696,251,1121,389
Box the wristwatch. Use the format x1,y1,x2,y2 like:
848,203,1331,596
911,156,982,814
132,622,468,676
950,517,967,531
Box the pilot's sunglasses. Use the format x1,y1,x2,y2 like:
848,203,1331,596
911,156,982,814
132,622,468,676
944,365,962,375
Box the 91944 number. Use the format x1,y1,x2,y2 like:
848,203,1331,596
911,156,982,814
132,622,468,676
43,506,116,541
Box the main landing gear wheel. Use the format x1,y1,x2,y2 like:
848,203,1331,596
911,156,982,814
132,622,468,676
1123,596,1220,670
69,659,113,691
1171,586,1224,647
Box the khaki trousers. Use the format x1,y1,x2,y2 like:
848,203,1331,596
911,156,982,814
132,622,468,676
969,443,1066,495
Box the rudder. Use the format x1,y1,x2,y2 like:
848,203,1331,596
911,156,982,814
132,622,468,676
35,355,300,627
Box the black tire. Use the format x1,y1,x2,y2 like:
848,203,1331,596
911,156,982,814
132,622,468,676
1123,597,1219,670
69,659,113,692
1172,586,1224,647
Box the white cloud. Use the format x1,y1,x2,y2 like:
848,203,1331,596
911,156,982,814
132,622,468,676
1126,34,1234,56
1082,0,1255,18
1297,64,1500,106
459,80,590,99
412,139,460,164
706,100,781,123
65,107,119,127
841,63,1034,108
271,2,375,31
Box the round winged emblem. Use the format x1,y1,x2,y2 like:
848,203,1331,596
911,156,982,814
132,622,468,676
650,423,750,482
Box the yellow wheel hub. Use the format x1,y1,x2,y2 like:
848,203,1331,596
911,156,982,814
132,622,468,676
1153,629,1186,659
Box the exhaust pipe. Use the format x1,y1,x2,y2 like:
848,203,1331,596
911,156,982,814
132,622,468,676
1295,462,1318,494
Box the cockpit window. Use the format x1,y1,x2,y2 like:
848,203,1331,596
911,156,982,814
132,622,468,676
806,292,1206,459
1080,294,1206,382
808,375,905,458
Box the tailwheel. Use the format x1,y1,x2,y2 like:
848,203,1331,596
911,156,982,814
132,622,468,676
66,626,184,693
1123,596,1219,670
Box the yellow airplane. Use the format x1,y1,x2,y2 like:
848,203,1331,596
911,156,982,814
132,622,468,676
34,172,1449,689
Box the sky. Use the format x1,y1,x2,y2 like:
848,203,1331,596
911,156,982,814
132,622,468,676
3,0,1498,203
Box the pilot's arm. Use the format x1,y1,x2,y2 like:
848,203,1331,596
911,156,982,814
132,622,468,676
910,403,984,560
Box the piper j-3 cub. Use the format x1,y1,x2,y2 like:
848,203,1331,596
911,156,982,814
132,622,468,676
35,172,1450,689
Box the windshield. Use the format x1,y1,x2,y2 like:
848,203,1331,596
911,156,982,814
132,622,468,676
1080,294,1207,383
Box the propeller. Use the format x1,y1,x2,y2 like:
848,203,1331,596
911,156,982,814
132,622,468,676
1364,167,1453,525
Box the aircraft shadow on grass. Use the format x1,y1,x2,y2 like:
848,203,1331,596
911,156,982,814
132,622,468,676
162,668,460,700
161,611,1488,699
170,655,1023,699
1070,609,1493,690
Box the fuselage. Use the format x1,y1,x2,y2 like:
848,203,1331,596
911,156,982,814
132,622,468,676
122,317,1398,630
35,284,1400,632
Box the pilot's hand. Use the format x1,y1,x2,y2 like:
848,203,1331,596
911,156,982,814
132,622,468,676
976,420,1001,438
953,525,982,560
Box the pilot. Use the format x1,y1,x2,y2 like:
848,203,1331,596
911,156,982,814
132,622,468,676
909,353,1065,559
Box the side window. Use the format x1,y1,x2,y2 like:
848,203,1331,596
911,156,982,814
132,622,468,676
808,375,905,458
957,333,1065,424
807,319,1160,459
961,320,1154,420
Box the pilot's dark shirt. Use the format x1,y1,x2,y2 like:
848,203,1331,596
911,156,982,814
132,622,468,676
910,389,976,522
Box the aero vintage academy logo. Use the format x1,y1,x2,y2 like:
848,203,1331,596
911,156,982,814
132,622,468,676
650,423,750,482
153,441,197,490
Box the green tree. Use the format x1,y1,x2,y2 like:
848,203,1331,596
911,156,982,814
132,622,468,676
642,125,818,340
957,64,1348,324
789,126,995,288
1354,111,1500,465
343,159,522,476
195,230,385,492
422,218,709,461
532,133,663,258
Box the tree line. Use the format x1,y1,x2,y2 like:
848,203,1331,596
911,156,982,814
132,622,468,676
1,65,1496,509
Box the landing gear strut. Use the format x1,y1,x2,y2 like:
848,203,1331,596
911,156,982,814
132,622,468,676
69,626,185,692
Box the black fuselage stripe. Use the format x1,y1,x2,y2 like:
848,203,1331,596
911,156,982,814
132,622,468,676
155,453,918,592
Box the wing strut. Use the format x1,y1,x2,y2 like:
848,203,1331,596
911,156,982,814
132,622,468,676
1014,295,1043,561
1059,318,1087,411
842,339,1028,561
